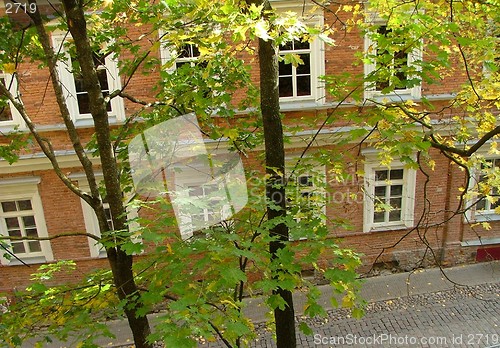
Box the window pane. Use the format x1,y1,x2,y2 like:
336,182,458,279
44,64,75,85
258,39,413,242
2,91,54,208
28,241,42,253
374,211,385,223
375,170,388,181
77,93,91,114
178,44,200,59
279,41,293,51
8,229,21,238
389,209,401,221
279,77,293,97
74,74,85,93
374,186,386,197
301,191,312,198
175,61,190,69
279,60,293,76
390,197,402,209
394,50,408,69
294,41,310,50
23,216,36,227
390,169,404,180
296,76,311,96
296,54,310,75
26,228,38,238
18,200,32,211
5,217,19,229
97,69,109,91
391,185,403,196
1,201,16,212
491,199,500,210
92,52,106,67
477,198,486,210
12,242,25,254
376,77,390,91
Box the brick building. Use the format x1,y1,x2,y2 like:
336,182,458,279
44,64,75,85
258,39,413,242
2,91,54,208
0,0,498,294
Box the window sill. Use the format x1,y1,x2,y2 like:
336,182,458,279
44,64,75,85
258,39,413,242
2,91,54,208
2,255,48,266
364,91,421,103
72,114,123,128
365,223,413,233
461,237,500,247
470,213,500,222
279,98,323,112
0,123,24,134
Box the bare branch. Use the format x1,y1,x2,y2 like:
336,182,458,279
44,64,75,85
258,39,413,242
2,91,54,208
0,231,101,242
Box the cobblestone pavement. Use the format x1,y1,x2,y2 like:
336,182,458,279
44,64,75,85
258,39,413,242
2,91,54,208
28,262,499,348
200,282,500,348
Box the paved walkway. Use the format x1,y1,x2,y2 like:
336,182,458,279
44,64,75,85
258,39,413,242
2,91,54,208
23,261,500,347
242,280,500,348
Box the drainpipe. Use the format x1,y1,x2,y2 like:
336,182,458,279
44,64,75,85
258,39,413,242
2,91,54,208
440,157,453,264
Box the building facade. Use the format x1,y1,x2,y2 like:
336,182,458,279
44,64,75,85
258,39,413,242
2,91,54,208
0,0,498,294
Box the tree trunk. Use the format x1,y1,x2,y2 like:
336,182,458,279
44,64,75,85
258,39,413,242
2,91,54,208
258,35,297,348
60,1,152,347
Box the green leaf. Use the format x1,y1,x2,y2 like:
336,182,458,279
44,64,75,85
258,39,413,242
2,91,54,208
298,321,313,335
267,294,287,311
281,53,304,68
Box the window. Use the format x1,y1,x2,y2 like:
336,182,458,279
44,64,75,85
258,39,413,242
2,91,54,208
277,35,324,106
288,172,325,220
476,159,500,213
177,180,231,240
467,157,500,222
76,177,139,258
363,160,416,232
279,40,312,98
159,41,205,71
285,157,326,240
0,177,53,265
73,52,112,115
0,72,23,130
52,34,125,123
269,0,325,105
373,26,408,91
364,17,422,100
187,183,226,225
175,44,202,69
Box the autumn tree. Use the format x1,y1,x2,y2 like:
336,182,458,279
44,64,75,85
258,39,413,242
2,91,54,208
1,0,497,346
0,0,362,347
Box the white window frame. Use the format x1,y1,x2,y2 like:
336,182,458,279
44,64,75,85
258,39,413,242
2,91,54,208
272,0,325,106
174,175,232,240
364,13,422,101
285,157,326,240
363,156,416,232
466,156,500,223
286,158,326,219
0,72,24,132
52,34,125,124
0,177,53,265
159,37,203,72
76,176,140,258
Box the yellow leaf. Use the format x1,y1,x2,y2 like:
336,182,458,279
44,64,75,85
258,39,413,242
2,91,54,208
341,295,354,308
2,63,16,74
198,46,212,57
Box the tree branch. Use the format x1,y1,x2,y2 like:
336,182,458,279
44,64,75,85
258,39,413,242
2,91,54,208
0,231,101,242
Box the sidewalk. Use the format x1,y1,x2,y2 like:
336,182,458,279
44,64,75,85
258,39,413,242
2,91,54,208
22,260,500,347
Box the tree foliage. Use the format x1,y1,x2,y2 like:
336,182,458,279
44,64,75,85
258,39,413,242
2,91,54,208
0,0,498,346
